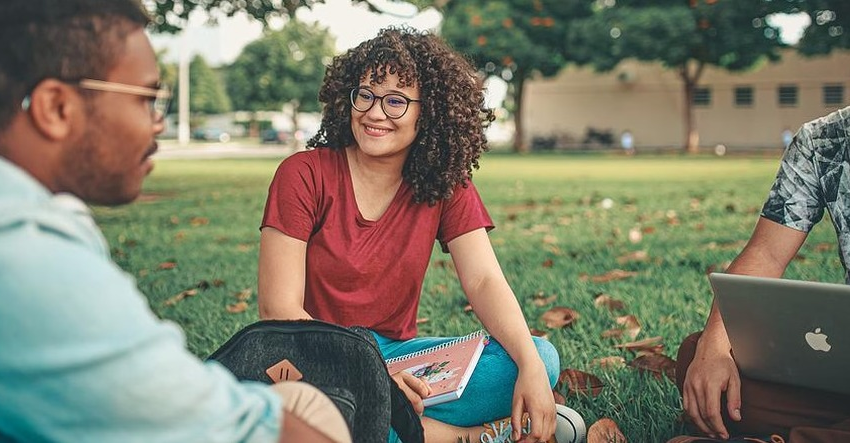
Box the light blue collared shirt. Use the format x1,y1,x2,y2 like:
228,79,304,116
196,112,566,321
0,157,282,442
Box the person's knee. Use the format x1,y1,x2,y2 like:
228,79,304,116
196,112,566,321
272,381,352,443
532,337,560,387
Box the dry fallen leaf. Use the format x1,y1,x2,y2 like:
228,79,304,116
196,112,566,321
587,417,627,443
641,226,656,234
616,250,648,264
558,369,604,397
615,315,642,340
583,269,639,283
541,258,554,268
163,289,198,306
157,261,177,270
540,307,580,328
529,328,549,339
226,301,249,313
190,216,209,227
814,242,832,252
628,353,677,382
593,294,626,311
628,228,642,244
705,261,732,274
592,356,626,370
532,293,557,307
614,336,664,354
433,259,455,270
601,328,625,339
234,288,253,301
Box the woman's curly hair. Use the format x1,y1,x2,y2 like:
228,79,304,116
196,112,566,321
307,26,496,206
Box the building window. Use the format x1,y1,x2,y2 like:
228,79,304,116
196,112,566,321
824,84,844,106
778,85,798,107
693,87,711,107
734,86,754,107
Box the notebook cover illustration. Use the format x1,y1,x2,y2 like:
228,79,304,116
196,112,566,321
385,330,489,407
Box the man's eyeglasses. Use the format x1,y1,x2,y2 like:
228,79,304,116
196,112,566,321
350,87,421,119
21,78,172,123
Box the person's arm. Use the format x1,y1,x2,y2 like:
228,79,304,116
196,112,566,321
447,228,556,443
0,230,288,443
258,227,313,320
683,217,807,439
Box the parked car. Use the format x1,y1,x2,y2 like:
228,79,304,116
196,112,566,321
261,128,292,144
192,127,231,143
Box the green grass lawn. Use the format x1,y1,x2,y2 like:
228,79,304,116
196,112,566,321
94,153,844,442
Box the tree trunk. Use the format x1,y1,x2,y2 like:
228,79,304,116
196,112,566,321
513,73,529,153
291,101,301,150
679,61,704,154
249,112,259,138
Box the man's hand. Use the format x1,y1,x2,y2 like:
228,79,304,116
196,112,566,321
682,345,742,440
390,371,432,415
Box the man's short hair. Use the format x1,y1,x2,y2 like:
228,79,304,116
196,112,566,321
0,0,151,130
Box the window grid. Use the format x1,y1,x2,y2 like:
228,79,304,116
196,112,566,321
693,87,711,107
734,86,754,107
778,85,798,107
824,84,844,106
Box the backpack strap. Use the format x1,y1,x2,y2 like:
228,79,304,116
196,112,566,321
348,327,424,443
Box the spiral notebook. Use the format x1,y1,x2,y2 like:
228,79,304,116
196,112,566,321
386,330,489,407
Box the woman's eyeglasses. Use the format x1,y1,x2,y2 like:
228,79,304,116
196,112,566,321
350,87,420,119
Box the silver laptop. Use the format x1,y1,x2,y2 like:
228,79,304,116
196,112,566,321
709,272,850,394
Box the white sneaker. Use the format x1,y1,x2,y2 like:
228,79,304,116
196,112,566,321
554,404,586,443
479,405,586,443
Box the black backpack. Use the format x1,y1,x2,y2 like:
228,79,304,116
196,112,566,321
207,319,424,443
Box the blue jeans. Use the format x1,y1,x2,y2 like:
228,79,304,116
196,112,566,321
373,332,560,442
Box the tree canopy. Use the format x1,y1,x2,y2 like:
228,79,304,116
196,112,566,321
187,55,231,114
566,0,791,152
145,0,438,33
226,20,334,133
797,0,850,55
440,0,591,152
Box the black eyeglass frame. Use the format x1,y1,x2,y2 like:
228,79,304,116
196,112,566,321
349,87,422,119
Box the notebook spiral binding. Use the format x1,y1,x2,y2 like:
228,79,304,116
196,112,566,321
385,330,489,364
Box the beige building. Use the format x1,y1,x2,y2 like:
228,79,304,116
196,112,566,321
523,49,850,151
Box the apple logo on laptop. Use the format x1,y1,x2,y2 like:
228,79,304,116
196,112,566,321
805,327,832,352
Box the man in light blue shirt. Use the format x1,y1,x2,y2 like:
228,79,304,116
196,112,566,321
0,1,349,442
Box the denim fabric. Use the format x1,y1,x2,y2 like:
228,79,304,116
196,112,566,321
375,332,560,442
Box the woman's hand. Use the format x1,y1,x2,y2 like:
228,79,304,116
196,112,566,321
511,362,556,443
390,371,432,415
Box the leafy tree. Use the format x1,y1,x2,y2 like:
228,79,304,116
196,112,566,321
567,0,791,153
440,0,592,152
796,0,850,55
227,19,334,139
146,0,439,33
184,55,231,115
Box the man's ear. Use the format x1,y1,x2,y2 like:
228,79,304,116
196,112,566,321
27,79,84,141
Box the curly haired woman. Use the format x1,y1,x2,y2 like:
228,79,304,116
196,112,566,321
258,27,585,443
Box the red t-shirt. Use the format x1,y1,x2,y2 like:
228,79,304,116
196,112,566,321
261,148,494,340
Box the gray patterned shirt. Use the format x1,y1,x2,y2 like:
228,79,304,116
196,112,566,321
761,106,850,283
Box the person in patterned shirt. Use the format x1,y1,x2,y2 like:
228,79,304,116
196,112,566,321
672,107,850,443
